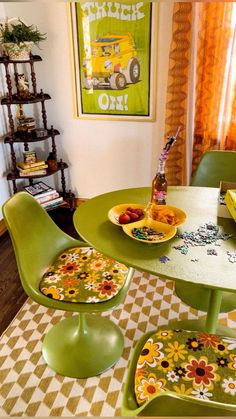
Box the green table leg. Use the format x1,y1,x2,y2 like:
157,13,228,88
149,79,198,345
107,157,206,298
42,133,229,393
169,287,236,336
205,289,222,333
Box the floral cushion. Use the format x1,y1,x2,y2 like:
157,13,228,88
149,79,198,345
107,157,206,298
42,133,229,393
39,247,129,303
135,329,236,407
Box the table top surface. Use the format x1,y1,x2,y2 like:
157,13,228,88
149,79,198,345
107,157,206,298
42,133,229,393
73,186,236,292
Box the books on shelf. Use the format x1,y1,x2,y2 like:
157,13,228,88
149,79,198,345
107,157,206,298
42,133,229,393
24,181,64,210
17,159,48,176
17,160,46,170
41,196,64,210
19,169,47,177
36,191,59,204
17,164,48,174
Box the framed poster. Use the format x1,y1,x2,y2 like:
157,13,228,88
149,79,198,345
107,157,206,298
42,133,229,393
69,1,157,121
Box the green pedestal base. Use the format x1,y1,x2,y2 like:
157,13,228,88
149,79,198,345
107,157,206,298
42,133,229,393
175,282,236,313
42,314,124,378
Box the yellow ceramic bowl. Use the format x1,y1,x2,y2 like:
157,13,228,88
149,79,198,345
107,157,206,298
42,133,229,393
150,204,187,227
108,203,146,226
122,218,177,243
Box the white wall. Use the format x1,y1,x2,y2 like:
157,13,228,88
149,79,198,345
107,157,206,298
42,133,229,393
0,1,173,218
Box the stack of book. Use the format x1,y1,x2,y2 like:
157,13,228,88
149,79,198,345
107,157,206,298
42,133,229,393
24,181,64,210
17,160,48,177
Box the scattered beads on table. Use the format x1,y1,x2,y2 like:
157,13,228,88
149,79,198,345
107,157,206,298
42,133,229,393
131,226,165,241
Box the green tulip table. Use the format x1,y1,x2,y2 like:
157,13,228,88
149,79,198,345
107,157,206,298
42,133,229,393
73,187,236,337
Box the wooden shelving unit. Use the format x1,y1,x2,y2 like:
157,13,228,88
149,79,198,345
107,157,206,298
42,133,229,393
0,53,70,202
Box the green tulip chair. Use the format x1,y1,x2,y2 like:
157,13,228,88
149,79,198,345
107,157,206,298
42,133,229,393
3,191,134,378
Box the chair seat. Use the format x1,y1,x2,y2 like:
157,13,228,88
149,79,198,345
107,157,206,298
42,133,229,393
135,329,236,407
40,246,129,303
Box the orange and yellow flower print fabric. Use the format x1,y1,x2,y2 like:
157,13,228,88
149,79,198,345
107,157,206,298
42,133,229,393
39,247,128,303
135,330,236,407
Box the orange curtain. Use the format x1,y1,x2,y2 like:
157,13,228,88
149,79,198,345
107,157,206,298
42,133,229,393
224,25,236,151
165,3,236,183
164,3,193,186
192,2,236,174
226,86,236,149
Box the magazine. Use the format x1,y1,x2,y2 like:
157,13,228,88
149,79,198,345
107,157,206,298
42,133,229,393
24,181,55,196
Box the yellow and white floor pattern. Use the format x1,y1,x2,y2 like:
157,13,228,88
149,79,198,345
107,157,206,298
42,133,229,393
0,271,236,417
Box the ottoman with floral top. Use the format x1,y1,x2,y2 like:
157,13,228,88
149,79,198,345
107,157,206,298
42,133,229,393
134,329,236,409
39,247,129,303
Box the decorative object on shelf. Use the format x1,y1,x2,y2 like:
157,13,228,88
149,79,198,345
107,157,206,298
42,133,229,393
34,128,48,138
0,18,46,61
151,126,181,205
17,73,31,99
23,117,35,133
23,150,37,164
69,2,157,121
16,104,26,132
16,108,35,137
0,53,69,204
47,152,57,171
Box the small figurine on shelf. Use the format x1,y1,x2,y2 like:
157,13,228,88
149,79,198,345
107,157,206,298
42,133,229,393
16,104,26,132
151,126,181,205
17,73,31,99
16,104,35,136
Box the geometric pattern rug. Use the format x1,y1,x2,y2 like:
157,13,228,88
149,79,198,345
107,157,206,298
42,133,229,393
0,270,236,417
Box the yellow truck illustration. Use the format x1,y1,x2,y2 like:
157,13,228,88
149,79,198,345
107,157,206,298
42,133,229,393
82,34,140,90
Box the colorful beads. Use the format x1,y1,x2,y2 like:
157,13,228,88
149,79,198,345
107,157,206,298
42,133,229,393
131,226,165,241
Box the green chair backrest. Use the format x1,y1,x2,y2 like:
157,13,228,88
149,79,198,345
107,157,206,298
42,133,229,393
2,192,79,294
191,150,236,187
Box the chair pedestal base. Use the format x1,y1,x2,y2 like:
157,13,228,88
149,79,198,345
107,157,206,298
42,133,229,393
42,314,124,378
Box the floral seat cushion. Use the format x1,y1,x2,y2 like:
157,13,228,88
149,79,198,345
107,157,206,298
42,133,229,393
39,247,129,303
135,329,236,407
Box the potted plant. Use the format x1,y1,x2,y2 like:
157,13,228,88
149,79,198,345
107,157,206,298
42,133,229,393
0,18,46,61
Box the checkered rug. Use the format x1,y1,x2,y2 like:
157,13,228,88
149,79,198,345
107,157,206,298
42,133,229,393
0,271,236,417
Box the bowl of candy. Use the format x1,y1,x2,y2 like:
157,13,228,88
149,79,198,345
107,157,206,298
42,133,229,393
150,204,186,226
122,218,177,243
108,203,146,226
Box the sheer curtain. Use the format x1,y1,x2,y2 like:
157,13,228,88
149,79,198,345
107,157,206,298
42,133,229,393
164,2,236,185
192,2,236,174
